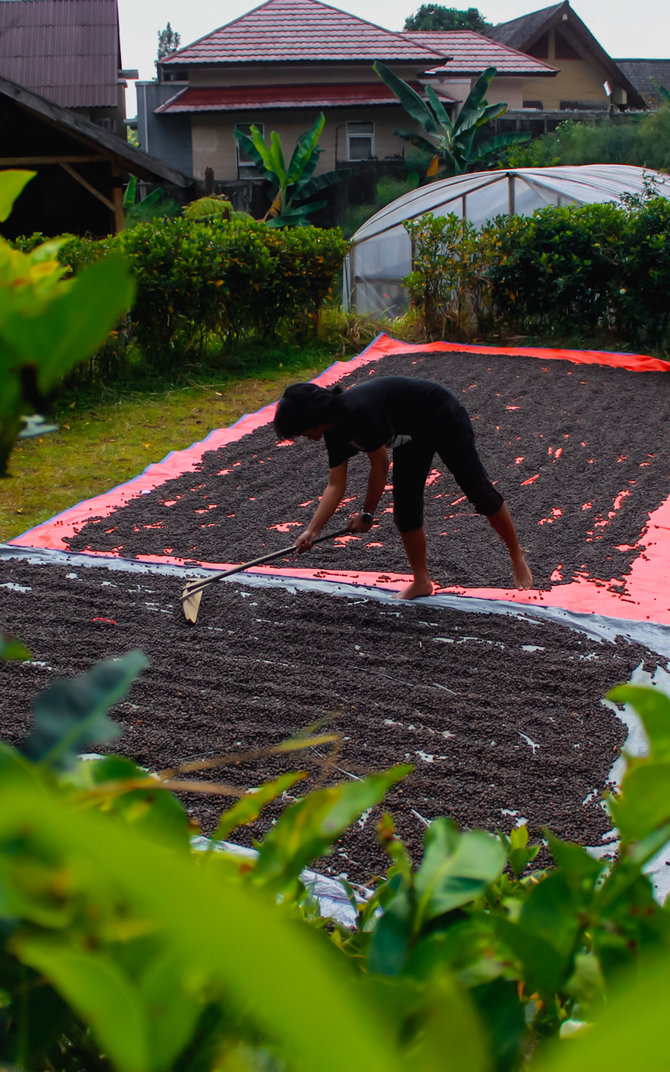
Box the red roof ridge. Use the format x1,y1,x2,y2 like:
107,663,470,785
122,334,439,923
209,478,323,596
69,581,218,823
161,0,448,66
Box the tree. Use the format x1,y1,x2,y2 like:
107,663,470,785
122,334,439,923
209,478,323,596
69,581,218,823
373,61,529,178
156,22,181,64
404,4,492,31
233,113,350,226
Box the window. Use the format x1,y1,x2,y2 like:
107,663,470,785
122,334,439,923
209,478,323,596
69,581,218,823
346,121,374,161
235,122,264,178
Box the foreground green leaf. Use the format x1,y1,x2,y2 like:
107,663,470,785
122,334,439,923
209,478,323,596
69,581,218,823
253,765,412,891
19,651,148,770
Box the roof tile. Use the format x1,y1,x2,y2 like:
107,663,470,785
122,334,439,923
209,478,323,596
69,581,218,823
161,0,447,66
156,81,452,113
405,30,558,76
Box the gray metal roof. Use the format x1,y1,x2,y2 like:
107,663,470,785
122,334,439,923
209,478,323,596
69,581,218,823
488,3,563,50
616,60,670,108
0,0,121,108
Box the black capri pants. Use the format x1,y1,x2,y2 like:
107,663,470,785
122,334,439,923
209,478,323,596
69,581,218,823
391,405,504,533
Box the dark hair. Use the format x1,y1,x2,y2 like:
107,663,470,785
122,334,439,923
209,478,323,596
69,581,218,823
274,383,344,440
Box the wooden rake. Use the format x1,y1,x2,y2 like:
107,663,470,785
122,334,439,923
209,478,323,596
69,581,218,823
181,526,351,623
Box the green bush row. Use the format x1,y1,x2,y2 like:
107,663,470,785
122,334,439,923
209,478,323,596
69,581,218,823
404,192,670,351
42,218,348,374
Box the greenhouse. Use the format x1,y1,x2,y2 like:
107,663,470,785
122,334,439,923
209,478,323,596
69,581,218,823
343,164,670,316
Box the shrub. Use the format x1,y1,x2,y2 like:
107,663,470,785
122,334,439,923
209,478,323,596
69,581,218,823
482,202,627,335
48,218,348,376
2,635,670,1071
615,195,670,346
405,194,670,353
403,212,492,340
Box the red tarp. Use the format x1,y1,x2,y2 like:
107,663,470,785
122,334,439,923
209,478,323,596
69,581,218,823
10,335,670,625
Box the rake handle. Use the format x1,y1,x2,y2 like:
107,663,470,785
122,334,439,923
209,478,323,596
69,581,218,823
181,525,352,601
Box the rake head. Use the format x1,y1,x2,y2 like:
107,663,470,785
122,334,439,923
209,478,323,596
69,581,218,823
181,581,204,624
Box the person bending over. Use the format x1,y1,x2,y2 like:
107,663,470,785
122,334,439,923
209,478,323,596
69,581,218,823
274,375,533,599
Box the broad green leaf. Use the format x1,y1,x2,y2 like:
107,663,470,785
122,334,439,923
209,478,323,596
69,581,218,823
212,771,306,842
2,255,135,391
407,969,490,1072
137,949,206,1068
414,819,506,927
374,61,441,135
470,977,527,1072
426,84,454,131
233,129,274,184
458,67,496,117
254,765,412,891
287,112,325,185
367,888,413,975
15,940,149,1072
545,834,605,887
608,762,670,841
299,168,353,199
0,631,30,661
505,822,540,878
0,782,408,1072
608,683,670,760
0,170,35,221
392,128,440,156
491,871,583,995
268,131,288,188
19,651,148,770
493,915,567,996
535,945,670,1072
518,871,582,963
123,173,138,209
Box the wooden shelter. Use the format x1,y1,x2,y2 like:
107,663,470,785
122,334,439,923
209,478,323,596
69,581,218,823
0,75,192,239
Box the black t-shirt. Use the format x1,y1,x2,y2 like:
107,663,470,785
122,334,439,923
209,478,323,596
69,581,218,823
323,376,471,468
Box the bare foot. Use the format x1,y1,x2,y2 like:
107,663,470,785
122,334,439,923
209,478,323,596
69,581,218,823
512,554,533,590
394,578,434,600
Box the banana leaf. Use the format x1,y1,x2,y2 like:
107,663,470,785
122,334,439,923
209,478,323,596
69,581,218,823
374,61,442,136
286,113,326,186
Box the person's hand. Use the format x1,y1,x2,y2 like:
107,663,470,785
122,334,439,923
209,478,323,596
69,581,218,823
348,513,374,534
511,552,533,590
295,527,318,553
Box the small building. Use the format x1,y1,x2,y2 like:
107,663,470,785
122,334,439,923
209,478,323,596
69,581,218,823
0,75,192,239
139,0,556,189
488,1,646,129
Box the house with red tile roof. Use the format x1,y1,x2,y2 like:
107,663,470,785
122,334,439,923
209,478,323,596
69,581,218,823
138,0,557,189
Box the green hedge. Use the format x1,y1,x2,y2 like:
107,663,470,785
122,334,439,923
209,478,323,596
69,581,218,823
41,219,348,374
405,194,670,353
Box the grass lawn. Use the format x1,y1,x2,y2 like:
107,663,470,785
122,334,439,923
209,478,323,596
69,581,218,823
0,362,327,545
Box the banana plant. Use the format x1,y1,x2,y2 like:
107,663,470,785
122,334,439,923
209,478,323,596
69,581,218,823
234,113,351,226
374,61,530,178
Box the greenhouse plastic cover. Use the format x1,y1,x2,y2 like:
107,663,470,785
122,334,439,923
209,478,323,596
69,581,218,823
344,164,670,316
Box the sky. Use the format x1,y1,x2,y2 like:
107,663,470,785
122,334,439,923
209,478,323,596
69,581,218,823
118,0,670,114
